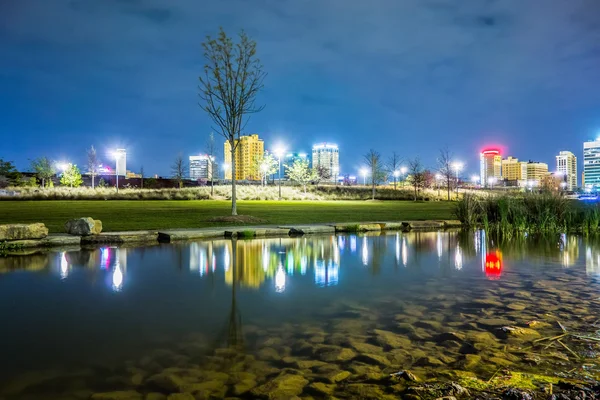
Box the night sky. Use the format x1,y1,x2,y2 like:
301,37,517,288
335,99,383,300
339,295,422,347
2,0,600,177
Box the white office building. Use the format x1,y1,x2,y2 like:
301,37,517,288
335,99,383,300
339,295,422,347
114,149,126,176
556,151,577,191
189,154,213,180
312,143,339,182
584,139,600,189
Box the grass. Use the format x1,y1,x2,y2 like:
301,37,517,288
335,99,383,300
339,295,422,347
0,200,455,233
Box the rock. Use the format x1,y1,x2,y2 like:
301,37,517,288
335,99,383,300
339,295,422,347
167,394,194,400
390,370,420,382
145,394,166,400
354,353,392,367
498,326,541,340
502,388,533,400
64,217,102,236
345,383,397,399
526,320,552,329
233,380,257,396
460,354,481,369
0,223,48,240
257,347,280,361
307,382,335,396
433,332,465,343
322,369,351,383
414,356,445,367
251,374,308,399
506,303,527,311
314,345,356,362
91,392,142,400
348,339,384,355
372,329,411,349
414,320,443,331
477,318,514,328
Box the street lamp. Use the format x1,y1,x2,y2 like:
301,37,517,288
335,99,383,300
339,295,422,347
260,163,268,187
223,163,231,180
488,177,497,190
392,170,400,190
400,166,408,188
111,151,120,193
273,147,285,200
360,168,368,185
452,162,463,196
471,175,480,187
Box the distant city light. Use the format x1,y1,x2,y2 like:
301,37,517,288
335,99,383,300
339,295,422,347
57,162,69,172
471,175,480,183
393,170,400,178
273,146,286,158
400,166,408,174
452,162,463,172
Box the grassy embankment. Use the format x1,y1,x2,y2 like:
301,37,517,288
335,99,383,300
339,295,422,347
0,200,455,233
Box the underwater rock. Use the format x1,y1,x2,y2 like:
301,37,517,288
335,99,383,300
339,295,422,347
250,373,308,399
314,345,356,362
433,332,465,343
345,383,397,400
306,382,335,396
166,394,194,400
354,353,392,367
390,370,420,382
477,318,514,329
372,329,412,349
497,326,541,340
257,347,280,361
91,391,142,400
145,393,166,400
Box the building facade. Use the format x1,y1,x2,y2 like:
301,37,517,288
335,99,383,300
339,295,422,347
526,161,549,185
312,143,340,182
115,149,126,176
189,155,213,180
501,157,523,182
224,134,264,180
583,139,600,189
480,149,502,188
556,151,577,191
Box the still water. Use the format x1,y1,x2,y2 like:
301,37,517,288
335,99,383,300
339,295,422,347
1,231,599,398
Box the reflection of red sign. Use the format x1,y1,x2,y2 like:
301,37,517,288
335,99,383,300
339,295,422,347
485,251,503,280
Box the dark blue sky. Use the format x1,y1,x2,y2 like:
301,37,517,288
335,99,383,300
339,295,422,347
2,0,600,177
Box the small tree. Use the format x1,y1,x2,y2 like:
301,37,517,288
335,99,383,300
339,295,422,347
172,154,187,189
0,159,18,187
286,158,316,193
206,132,218,196
87,145,99,189
31,157,55,188
437,146,454,201
198,28,266,215
408,158,425,201
313,165,332,187
60,163,83,188
364,149,385,200
98,178,107,188
253,153,278,186
387,152,403,191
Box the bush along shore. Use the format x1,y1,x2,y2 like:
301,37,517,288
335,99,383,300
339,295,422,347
455,193,600,234
0,185,448,201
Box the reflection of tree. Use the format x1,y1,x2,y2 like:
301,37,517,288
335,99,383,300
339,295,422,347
215,239,244,349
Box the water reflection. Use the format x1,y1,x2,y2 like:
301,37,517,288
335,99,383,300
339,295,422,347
5,231,600,290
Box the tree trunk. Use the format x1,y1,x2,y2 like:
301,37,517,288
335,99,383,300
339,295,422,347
447,177,450,201
371,179,375,200
92,174,95,189
394,178,397,191
231,145,238,216
414,185,417,201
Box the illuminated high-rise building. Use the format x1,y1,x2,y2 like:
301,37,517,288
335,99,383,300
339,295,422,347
189,155,213,180
480,149,502,188
114,149,126,176
556,151,577,191
284,152,308,179
526,161,549,185
584,139,600,189
501,156,523,182
312,143,339,182
224,134,264,181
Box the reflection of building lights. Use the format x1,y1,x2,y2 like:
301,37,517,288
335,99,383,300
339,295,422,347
189,243,199,271
262,245,269,271
287,253,294,274
275,265,286,293
212,254,216,271
60,252,69,279
199,248,207,276
300,256,308,275
361,237,368,266
100,247,110,269
112,262,123,291
350,235,357,253
224,247,230,272
402,237,408,267
485,251,503,280
315,260,339,287
454,245,463,270
437,232,443,260
338,236,345,251
395,233,400,264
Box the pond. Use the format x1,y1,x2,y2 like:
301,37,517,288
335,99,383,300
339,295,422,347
1,231,600,399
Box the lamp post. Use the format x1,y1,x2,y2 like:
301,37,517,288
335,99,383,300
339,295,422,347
452,162,463,196
274,147,285,200
223,163,231,180
435,173,442,197
110,152,120,193
360,168,368,185
393,170,400,190
400,166,407,188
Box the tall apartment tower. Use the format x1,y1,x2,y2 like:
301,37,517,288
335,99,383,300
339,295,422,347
224,134,264,180
480,149,502,188
312,143,340,182
584,139,600,189
556,151,577,191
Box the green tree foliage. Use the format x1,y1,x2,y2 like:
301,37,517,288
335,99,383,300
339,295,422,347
60,164,83,188
198,28,266,215
254,153,278,186
30,157,55,188
98,178,107,188
0,159,18,187
286,159,316,193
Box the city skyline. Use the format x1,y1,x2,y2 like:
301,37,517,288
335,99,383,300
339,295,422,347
2,1,599,176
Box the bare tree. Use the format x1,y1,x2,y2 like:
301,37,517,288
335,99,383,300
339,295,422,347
172,154,187,189
387,152,402,191
198,28,266,215
140,165,144,189
313,165,331,187
408,158,425,201
87,146,99,189
206,132,218,196
364,149,384,200
437,146,454,201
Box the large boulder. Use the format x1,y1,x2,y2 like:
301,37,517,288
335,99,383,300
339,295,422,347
0,223,48,241
64,218,102,236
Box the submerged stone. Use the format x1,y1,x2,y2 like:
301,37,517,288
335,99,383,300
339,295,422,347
372,329,411,349
91,391,142,400
250,374,308,399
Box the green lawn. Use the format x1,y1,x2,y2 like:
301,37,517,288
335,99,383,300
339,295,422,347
0,200,456,233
